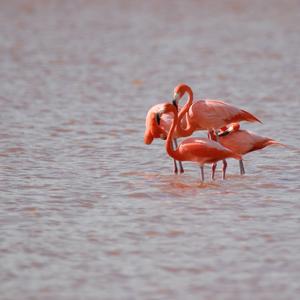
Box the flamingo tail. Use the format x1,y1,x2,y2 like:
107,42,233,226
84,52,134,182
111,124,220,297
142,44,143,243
265,140,286,147
240,110,262,123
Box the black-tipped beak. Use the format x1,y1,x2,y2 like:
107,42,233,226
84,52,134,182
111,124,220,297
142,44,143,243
155,113,161,125
172,99,178,111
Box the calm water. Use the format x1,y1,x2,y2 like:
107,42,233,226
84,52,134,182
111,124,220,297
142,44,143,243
1,0,300,299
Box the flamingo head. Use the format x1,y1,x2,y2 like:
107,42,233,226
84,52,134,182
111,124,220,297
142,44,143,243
144,111,168,144
217,123,241,137
172,83,192,108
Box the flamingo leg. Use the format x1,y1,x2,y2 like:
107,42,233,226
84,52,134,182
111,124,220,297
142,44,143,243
172,140,178,174
212,130,228,180
200,165,205,182
173,139,184,173
239,159,245,175
222,159,227,180
208,130,217,179
173,159,178,174
211,163,217,180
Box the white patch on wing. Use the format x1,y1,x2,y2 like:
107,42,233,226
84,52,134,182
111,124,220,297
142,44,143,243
193,139,206,143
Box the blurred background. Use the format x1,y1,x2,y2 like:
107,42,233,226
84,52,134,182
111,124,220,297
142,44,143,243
1,1,300,299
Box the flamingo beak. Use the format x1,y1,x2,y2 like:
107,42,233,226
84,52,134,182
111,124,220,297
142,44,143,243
155,113,161,125
172,93,180,111
144,129,154,144
172,99,178,111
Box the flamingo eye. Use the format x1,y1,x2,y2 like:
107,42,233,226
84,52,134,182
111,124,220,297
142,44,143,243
155,113,161,125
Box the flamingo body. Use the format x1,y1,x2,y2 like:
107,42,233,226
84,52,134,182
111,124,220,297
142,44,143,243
215,122,282,175
219,128,281,155
173,84,261,138
187,99,261,131
177,137,242,165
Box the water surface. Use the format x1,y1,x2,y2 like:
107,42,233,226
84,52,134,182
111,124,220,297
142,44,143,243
1,0,300,299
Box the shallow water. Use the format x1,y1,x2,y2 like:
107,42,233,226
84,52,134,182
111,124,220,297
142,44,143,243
1,0,300,299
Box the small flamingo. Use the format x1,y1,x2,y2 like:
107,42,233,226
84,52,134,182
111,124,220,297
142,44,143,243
158,103,242,182
144,103,186,173
172,83,261,179
216,123,283,175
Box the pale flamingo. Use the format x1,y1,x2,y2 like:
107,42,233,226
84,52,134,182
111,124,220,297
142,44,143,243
216,123,283,175
158,103,242,182
144,103,186,173
172,83,261,179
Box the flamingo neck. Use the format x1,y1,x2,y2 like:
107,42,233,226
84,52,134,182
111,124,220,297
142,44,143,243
177,86,194,137
166,111,182,161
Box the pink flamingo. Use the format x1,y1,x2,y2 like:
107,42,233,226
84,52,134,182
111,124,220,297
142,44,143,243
144,102,187,173
157,103,242,182
172,83,261,179
216,123,283,175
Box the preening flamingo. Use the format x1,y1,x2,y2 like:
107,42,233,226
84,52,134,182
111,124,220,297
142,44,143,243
217,123,283,175
171,83,261,179
158,103,242,182
144,103,186,173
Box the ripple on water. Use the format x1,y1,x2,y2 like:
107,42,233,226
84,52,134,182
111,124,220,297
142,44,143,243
1,1,300,300
126,192,154,199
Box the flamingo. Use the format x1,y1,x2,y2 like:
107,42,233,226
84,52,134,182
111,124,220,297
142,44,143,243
171,83,262,179
158,103,242,182
216,123,283,175
144,103,187,173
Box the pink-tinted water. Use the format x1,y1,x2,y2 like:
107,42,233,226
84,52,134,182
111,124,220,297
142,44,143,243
1,0,300,299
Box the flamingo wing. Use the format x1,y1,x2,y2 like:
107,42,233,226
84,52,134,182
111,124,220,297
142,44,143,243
188,100,261,130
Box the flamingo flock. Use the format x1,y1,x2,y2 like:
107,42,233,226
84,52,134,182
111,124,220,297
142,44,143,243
144,83,282,182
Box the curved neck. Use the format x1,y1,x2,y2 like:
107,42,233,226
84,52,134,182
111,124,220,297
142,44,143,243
177,86,194,137
166,110,182,161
